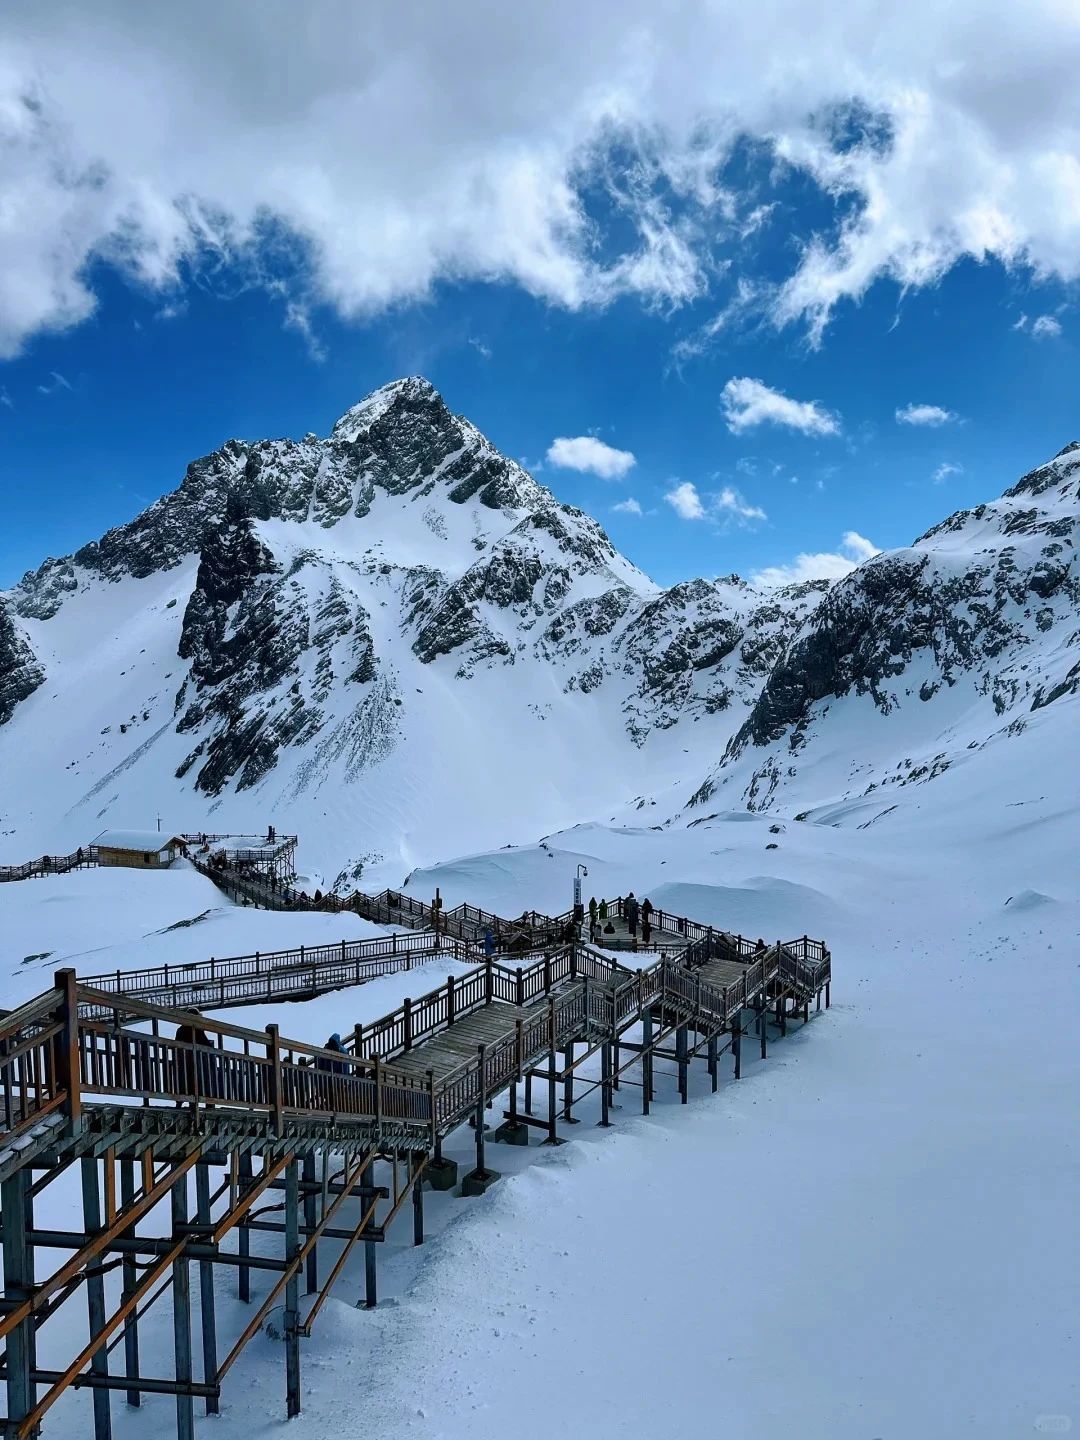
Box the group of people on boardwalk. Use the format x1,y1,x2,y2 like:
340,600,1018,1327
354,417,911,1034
587,892,655,947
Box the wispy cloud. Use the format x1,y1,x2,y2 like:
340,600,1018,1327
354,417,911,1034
932,461,964,483
721,377,840,437
468,336,492,359
1014,313,1062,339
752,530,879,587
0,387,13,410
546,435,636,479
37,370,71,396
612,497,643,516
665,480,766,526
895,402,957,427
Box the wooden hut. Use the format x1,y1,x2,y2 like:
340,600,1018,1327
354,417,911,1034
92,829,185,869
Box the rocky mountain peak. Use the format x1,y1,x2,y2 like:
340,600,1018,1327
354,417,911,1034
330,375,441,443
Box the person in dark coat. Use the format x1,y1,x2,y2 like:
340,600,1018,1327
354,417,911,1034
588,896,598,940
625,892,640,938
483,928,496,958
641,897,654,946
598,898,608,922
175,1020,217,1101
314,1035,350,1103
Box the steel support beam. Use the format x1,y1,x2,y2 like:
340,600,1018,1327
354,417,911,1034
284,1161,301,1419
80,1156,113,1440
2,1169,34,1432
195,1163,219,1416
118,1160,141,1407
171,1176,194,1440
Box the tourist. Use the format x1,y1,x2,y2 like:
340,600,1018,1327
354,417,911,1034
588,895,598,940
625,892,639,939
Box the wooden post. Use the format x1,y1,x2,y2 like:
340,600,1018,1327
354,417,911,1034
119,1159,141,1406
195,1162,220,1415
732,1015,741,1080
599,1043,612,1127
446,975,456,1027
171,1175,194,1440
284,1161,301,1419
54,967,82,1130
676,1024,688,1104
708,1032,718,1091
266,1024,282,1135
825,980,831,1009
81,1157,113,1440
403,998,413,1051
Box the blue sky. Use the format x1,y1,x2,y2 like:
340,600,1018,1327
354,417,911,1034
2,3,1078,590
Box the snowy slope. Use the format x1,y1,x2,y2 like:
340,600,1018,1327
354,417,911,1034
3,689,1075,1440
690,440,1080,818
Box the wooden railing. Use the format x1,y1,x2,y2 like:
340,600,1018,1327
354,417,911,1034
0,847,99,883
77,931,477,1014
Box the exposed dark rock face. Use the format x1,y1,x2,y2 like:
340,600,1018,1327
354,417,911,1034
691,441,1080,808
0,601,44,724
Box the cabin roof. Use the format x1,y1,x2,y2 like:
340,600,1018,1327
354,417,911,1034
92,829,185,852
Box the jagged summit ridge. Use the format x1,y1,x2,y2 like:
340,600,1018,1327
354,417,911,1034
10,377,549,620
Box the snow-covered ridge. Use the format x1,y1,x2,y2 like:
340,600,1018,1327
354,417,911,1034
1,386,1077,877
689,441,1080,815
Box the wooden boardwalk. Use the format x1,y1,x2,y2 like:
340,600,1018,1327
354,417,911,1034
0,849,831,1440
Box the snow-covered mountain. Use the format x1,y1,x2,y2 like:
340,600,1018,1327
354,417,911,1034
0,377,819,878
689,440,1080,819
1,378,1077,878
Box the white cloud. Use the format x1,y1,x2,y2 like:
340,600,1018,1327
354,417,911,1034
1012,313,1029,331
0,386,12,409
1031,314,1062,339
721,377,840,437
546,435,636,480
932,461,963,483
715,486,766,522
2,5,1080,357
665,481,706,520
752,529,879,587
36,370,71,396
468,336,492,360
664,480,766,526
895,402,956,427
612,497,643,516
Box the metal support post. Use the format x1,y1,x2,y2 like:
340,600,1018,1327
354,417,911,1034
119,1159,141,1407
303,1154,318,1293
171,1175,194,1440
195,1163,219,1415
562,1044,578,1122
284,1161,301,1419
81,1156,113,1440
237,1152,253,1304
2,1169,34,1432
